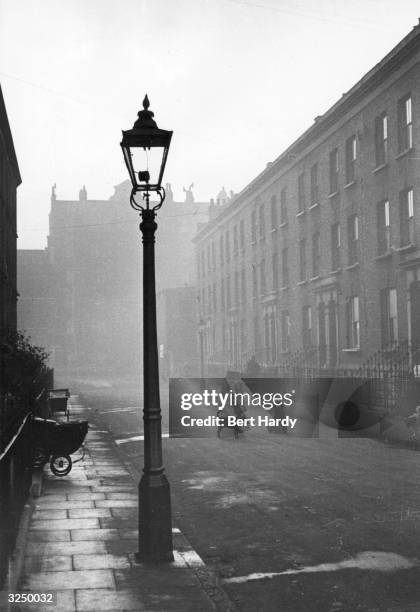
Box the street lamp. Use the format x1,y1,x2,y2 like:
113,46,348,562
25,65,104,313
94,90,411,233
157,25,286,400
121,95,173,562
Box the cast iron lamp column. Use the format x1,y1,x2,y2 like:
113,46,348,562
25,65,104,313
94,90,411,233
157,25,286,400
120,96,173,562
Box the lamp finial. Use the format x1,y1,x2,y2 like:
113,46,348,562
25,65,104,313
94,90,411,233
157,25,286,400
143,94,150,110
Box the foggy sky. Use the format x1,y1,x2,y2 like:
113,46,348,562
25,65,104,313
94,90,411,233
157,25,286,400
1,0,419,249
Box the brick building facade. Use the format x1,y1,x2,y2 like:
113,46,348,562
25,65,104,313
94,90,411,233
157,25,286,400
0,84,21,351
194,24,420,375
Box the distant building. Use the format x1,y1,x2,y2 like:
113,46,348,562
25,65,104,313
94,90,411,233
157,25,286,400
17,250,52,349
194,23,420,375
0,84,21,352
157,286,199,378
18,180,210,383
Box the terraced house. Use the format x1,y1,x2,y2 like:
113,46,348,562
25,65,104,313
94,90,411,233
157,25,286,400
194,22,420,376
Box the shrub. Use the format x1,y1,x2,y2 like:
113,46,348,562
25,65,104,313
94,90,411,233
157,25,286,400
1,331,49,405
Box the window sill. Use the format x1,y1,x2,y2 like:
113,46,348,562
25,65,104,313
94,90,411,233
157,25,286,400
395,147,413,160
296,210,305,218
373,162,388,174
345,262,359,270
270,227,277,233
330,268,342,275
375,250,392,260
297,280,308,286
279,221,288,228
328,190,339,199
342,347,360,353
344,180,356,189
281,285,290,291
395,243,416,252
308,202,319,211
310,275,321,282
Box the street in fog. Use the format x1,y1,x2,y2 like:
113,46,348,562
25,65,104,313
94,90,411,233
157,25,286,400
83,388,420,612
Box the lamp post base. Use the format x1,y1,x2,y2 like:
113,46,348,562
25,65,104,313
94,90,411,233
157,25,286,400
137,472,174,563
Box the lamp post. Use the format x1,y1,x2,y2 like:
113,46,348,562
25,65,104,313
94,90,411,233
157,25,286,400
121,95,173,562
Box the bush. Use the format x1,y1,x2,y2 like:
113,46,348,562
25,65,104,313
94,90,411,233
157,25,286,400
1,331,50,404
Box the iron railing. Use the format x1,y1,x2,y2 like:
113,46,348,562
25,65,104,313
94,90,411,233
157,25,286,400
0,410,34,589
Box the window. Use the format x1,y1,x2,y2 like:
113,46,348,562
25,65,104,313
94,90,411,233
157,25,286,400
233,225,238,255
331,223,340,270
221,279,225,310
298,173,305,213
198,252,203,278
225,231,230,262
346,296,360,349
213,282,217,312
302,305,312,347
310,163,319,206
377,200,390,254
299,239,307,281
347,214,358,265
259,205,265,239
282,247,289,287
280,188,288,224
272,252,279,290
398,95,413,152
260,259,266,294
270,195,278,230
345,135,356,184
226,274,231,308
252,265,257,298
380,288,398,347
375,113,388,166
235,271,239,305
241,268,246,302
240,319,246,357
329,148,339,194
251,210,257,242
220,235,224,265
239,219,245,251
399,188,414,246
281,310,291,352
318,302,327,367
207,245,211,271
312,232,320,277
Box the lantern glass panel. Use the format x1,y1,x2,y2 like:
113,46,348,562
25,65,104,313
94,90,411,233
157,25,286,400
130,146,164,188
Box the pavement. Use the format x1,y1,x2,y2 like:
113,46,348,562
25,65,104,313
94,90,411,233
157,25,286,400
11,396,236,612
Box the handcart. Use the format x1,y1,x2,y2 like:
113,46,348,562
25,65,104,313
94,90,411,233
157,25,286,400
32,416,89,476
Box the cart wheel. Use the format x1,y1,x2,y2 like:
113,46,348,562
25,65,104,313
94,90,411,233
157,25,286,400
50,455,72,476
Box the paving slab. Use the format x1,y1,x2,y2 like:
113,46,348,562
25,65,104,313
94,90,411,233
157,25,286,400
105,492,138,500
21,569,115,590
23,554,72,573
27,529,71,542
35,500,94,509
71,528,120,541
96,499,137,508
32,508,68,520
15,590,76,612
68,508,112,519
68,492,106,501
31,517,100,530
75,588,145,611
73,553,131,570
26,540,107,556
105,539,138,556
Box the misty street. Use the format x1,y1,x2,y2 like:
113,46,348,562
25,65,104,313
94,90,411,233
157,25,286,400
4,4,420,610
84,388,420,612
